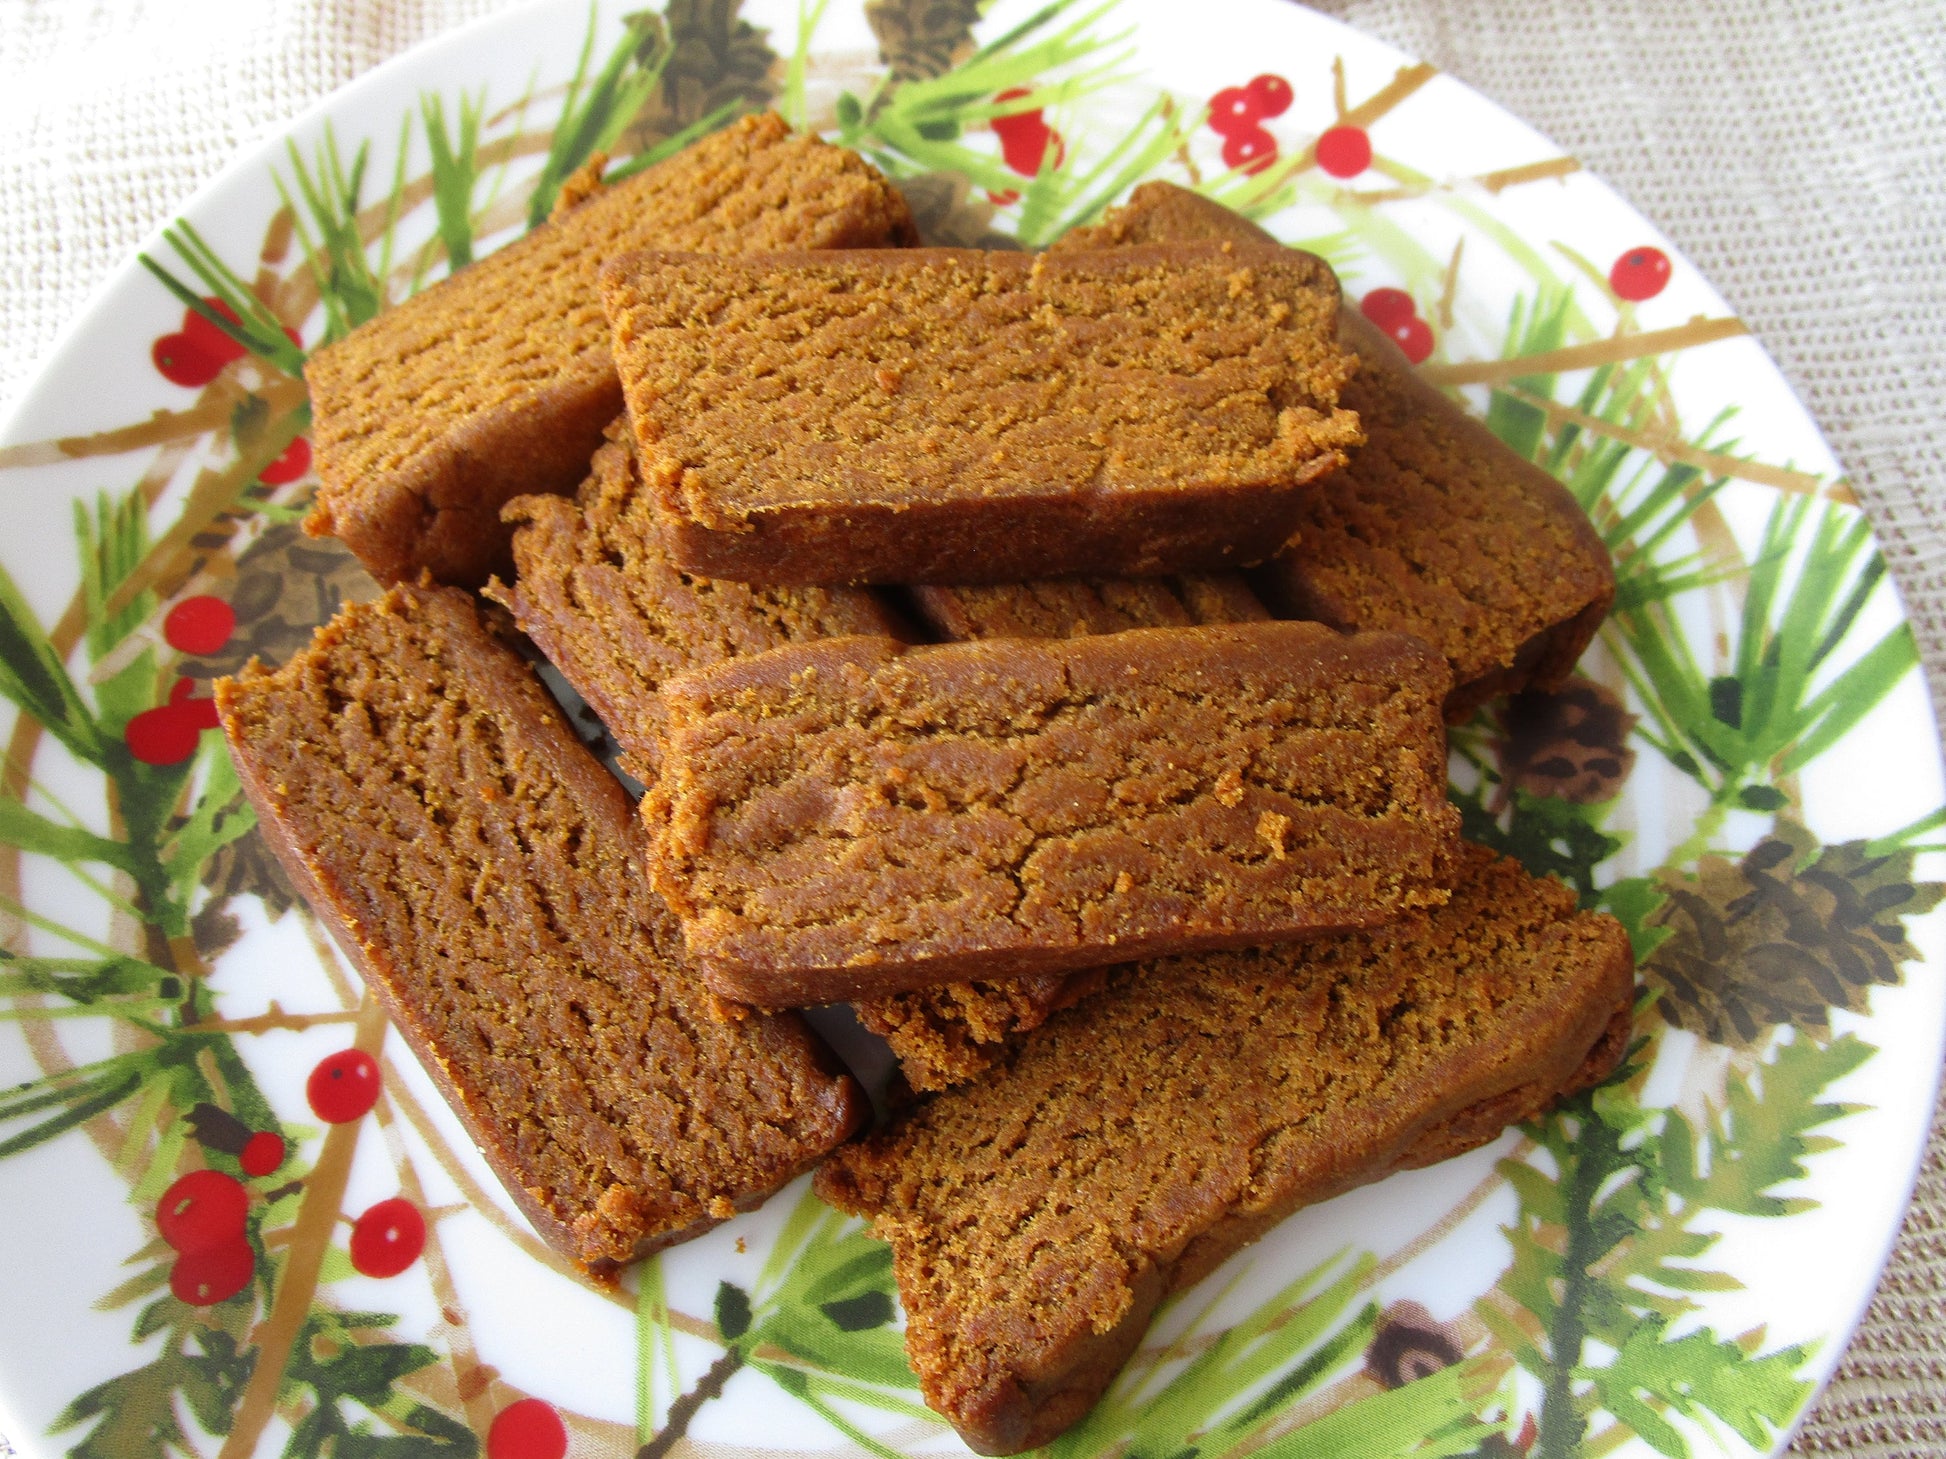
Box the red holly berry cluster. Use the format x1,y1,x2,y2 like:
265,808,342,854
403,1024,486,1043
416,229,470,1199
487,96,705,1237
152,298,249,388
125,678,222,766
351,1197,426,1278
308,1048,382,1124
150,297,301,388
1609,245,1671,302
157,1168,256,1306
123,595,237,767
258,435,313,486
163,596,236,656
1207,74,1292,175
1360,287,1435,365
988,87,1065,205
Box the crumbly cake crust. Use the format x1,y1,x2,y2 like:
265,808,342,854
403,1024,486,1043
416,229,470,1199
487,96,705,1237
600,244,1361,584
303,113,918,589
490,420,908,778
1058,181,1615,719
850,969,1111,1094
815,844,1636,1454
215,584,865,1279
648,621,1460,1006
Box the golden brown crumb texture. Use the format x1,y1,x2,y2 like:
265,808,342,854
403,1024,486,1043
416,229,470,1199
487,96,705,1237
215,584,863,1277
1062,180,1615,717
816,844,1636,1454
600,244,1361,583
649,622,1460,1006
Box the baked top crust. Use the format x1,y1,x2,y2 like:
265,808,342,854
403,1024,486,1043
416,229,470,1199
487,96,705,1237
600,243,1362,583
647,621,1460,1005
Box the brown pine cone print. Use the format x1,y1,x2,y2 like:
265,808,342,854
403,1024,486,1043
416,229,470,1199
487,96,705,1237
1495,677,1636,805
865,0,982,81
656,0,777,130
1644,821,1943,1047
1364,1302,1465,1390
174,523,378,684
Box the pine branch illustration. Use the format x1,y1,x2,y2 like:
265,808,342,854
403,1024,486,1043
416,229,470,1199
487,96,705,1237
636,1346,746,1459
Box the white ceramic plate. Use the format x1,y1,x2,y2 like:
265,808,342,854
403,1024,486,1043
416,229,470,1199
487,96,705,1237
1,3,1941,1457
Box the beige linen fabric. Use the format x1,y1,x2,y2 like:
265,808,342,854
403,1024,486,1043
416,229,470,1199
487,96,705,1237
1,1,1942,1456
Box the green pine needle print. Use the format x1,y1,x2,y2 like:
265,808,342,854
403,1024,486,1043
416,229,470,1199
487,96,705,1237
421,87,489,272
277,122,409,340
1492,1031,1873,1458
526,5,676,228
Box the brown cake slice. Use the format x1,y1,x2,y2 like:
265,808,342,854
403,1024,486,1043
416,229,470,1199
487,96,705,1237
304,113,918,589
648,621,1460,1007
215,584,865,1279
861,572,1270,1091
489,421,908,779
600,244,1361,585
815,843,1636,1454
1056,182,1615,720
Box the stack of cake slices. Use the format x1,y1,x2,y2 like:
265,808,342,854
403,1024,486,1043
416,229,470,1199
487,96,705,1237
217,121,1633,1456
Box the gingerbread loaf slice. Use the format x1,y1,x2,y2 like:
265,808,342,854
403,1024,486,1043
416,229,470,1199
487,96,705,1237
1057,182,1614,719
648,621,1460,1007
815,844,1636,1454
304,113,918,589
600,244,1361,585
490,421,908,779
215,584,865,1279
860,573,1270,1091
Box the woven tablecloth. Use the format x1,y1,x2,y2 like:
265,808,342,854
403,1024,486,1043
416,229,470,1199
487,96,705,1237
1,1,1942,1455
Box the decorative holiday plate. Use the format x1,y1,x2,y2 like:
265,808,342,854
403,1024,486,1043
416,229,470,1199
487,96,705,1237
0,2,1941,1458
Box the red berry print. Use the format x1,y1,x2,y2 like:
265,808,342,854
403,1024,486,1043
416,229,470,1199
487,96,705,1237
1609,245,1671,301
1388,315,1436,364
986,188,1021,207
239,1131,286,1178
125,678,218,765
1210,86,1262,130
156,1169,249,1254
258,435,312,486
1359,287,1418,331
1315,125,1373,178
350,1197,426,1278
1358,287,1436,364
151,333,222,388
163,596,236,656
991,88,1063,178
488,1399,569,1459
1207,76,1292,173
307,1048,381,1124
1245,74,1293,119
181,298,247,365
171,1238,255,1306
1222,126,1278,175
